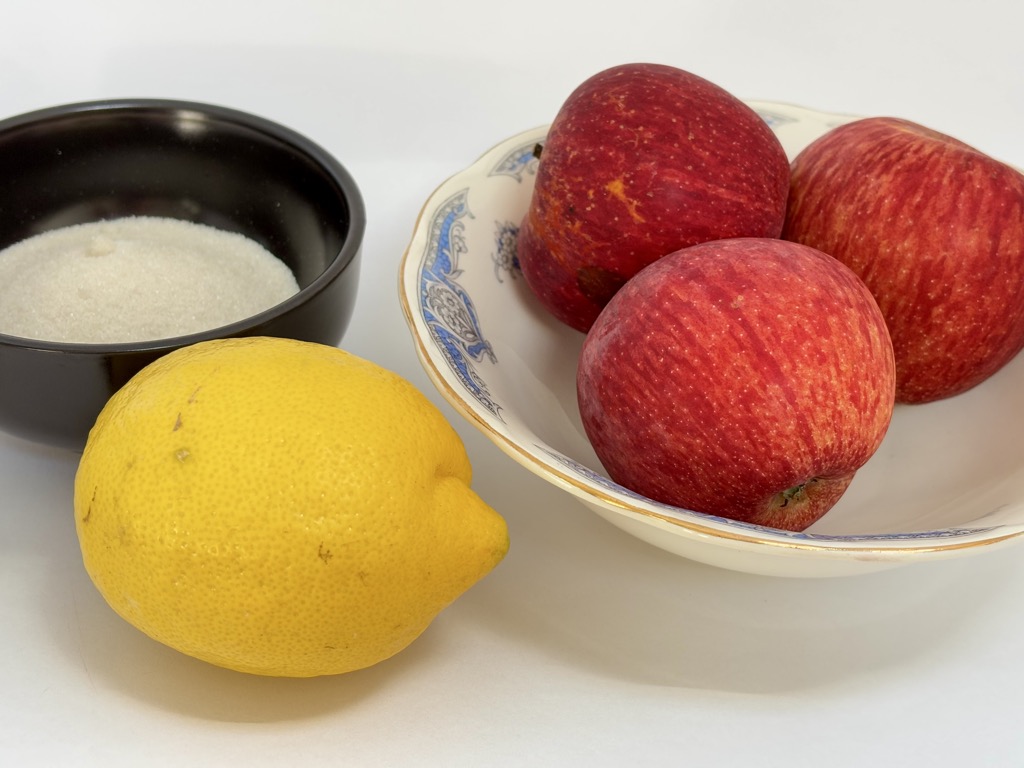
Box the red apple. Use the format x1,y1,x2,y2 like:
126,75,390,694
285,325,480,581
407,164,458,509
518,63,790,333
782,116,1024,404
576,237,896,532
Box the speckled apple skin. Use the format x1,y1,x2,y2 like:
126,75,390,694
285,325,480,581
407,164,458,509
576,238,896,532
518,63,790,333
782,117,1024,404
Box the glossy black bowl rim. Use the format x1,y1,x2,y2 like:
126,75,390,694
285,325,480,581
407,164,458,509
0,97,367,355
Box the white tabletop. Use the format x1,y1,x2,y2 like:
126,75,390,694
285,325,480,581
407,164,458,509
3,1,1024,765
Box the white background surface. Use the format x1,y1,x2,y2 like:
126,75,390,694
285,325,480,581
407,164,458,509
2,1,1023,765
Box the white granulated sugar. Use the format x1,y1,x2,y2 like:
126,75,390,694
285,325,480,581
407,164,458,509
0,216,300,343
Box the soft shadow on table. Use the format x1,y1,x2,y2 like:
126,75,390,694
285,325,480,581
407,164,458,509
61,577,449,723
463,432,1017,695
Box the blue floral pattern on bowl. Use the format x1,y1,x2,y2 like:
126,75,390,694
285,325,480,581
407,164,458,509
418,188,501,419
417,137,539,421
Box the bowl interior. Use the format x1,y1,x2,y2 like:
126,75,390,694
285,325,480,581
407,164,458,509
0,100,357,294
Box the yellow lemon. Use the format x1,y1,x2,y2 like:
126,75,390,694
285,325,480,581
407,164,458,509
73,337,508,677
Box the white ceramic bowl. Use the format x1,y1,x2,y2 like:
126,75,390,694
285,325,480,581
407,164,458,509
399,100,1024,578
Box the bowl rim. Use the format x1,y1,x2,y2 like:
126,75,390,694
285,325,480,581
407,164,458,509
398,115,1024,567
0,97,366,354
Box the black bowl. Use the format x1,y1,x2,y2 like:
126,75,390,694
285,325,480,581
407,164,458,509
0,98,366,451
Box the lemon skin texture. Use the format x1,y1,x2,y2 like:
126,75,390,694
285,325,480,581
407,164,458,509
73,337,509,677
